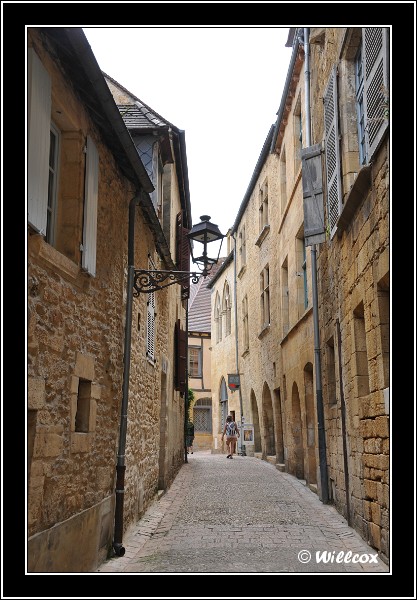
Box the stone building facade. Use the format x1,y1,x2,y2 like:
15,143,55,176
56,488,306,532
209,27,389,562
307,27,390,560
27,28,190,571
206,248,242,454
187,261,223,451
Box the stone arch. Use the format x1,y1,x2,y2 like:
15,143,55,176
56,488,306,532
193,397,212,433
250,390,262,453
222,280,232,337
262,382,275,457
273,387,285,465
214,291,222,343
291,381,304,479
304,362,317,485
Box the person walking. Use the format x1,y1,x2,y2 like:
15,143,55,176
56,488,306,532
221,415,239,458
186,419,195,454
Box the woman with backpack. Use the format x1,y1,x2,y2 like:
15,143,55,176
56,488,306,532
221,415,240,458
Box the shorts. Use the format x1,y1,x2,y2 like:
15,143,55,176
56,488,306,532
186,436,194,446
226,435,237,442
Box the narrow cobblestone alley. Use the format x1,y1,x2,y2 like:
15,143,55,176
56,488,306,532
96,451,389,574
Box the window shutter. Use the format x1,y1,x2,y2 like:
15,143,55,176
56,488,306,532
363,28,389,160
176,211,191,299
323,66,343,238
301,143,326,246
82,136,99,276
28,49,51,235
174,319,186,393
146,291,156,361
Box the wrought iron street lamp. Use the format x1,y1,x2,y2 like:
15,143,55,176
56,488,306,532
113,202,224,558
133,215,225,294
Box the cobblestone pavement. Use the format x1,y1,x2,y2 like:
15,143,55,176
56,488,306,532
96,451,389,574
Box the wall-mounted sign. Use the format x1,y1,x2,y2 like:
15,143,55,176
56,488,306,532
228,374,240,391
242,424,254,445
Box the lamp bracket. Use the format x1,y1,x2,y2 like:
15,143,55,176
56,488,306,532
133,269,202,295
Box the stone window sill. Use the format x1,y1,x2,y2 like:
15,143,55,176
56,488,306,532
258,324,270,339
255,225,270,247
238,264,247,279
28,233,87,286
336,164,372,236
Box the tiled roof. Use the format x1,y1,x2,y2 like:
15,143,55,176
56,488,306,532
117,103,167,130
188,260,225,333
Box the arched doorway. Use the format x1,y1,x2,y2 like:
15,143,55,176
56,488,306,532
304,362,317,485
273,387,285,464
194,397,212,433
262,382,275,457
193,397,212,451
250,390,262,453
291,381,304,479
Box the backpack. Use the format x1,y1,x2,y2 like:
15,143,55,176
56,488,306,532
226,421,237,436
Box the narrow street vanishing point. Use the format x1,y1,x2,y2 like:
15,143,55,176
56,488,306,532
96,451,389,574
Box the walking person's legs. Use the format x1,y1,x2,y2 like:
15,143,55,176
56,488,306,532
226,438,231,458
226,436,236,458
230,437,236,457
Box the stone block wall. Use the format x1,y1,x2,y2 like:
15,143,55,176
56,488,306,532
27,29,185,572
308,27,390,561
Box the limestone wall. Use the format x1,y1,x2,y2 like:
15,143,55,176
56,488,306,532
27,29,186,572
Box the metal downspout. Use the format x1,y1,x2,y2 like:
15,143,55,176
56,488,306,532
232,237,245,456
304,27,329,503
337,318,351,523
184,298,189,464
113,194,141,556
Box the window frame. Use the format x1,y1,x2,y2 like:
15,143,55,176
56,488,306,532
188,345,202,378
327,27,390,237
242,295,249,352
46,122,60,246
259,179,269,232
214,292,222,343
239,224,246,269
260,265,270,329
354,44,367,166
222,281,232,337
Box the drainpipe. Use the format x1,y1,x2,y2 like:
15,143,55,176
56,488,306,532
113,193,141,556
232,236,245,456
184,298,189,464
337,318,351,523
304,27,329,503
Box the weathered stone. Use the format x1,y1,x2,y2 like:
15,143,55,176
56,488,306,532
28,378,46,410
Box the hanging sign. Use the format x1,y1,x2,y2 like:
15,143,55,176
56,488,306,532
228,374,240,391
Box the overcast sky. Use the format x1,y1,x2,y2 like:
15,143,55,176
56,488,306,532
83,26,293,252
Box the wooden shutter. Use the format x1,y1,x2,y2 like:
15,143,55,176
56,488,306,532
82,136,99,276
146,291,156,361
28,49,51,235
363,28,389,160
301,143,326,246
176,211,191,299
323,66,343,238
174,319,187,393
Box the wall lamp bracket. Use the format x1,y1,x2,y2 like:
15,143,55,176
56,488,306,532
133,215,224,294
